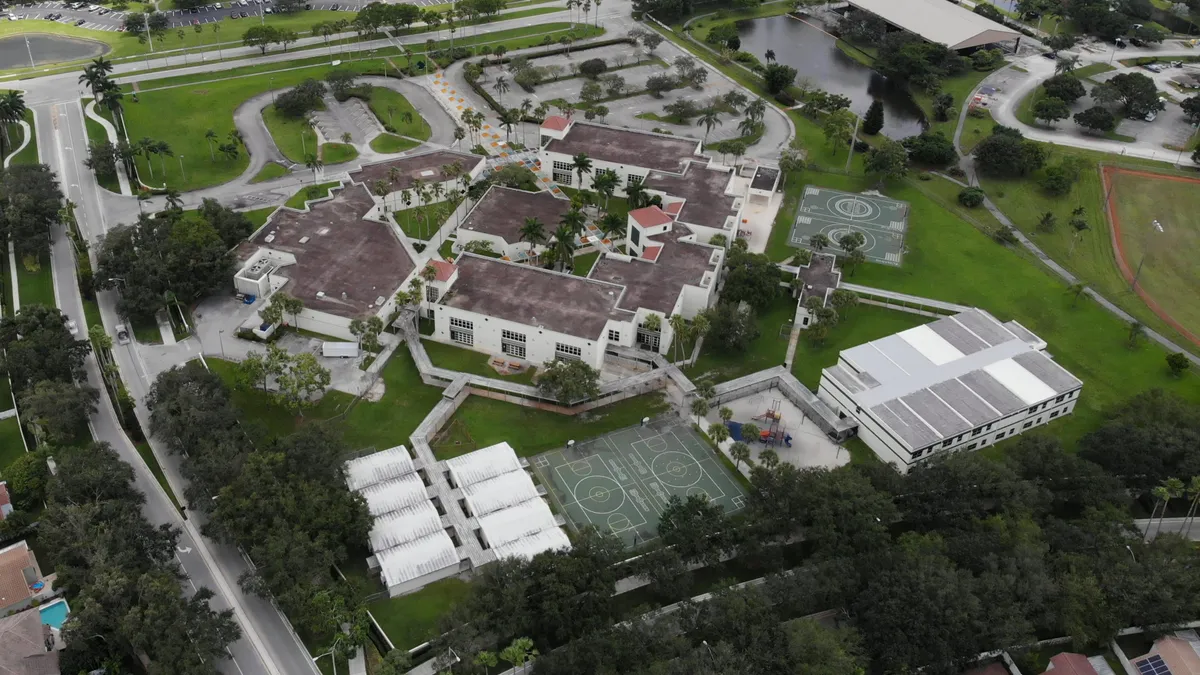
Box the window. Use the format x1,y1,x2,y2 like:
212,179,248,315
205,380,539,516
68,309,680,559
1023,421,1033,429
553,171,573,185
451,329,473,345
972,428,982,436
985,423,993,431
426,286,440,303
1050,410,1059,418
942,439,952,448
1036,417,1043,424
608,329,621,341
967,443,977,451
912,449,925,459
995,433,1004,441
630,227,640,246
501,330,526,343
555,342,582,360
502,341,526,358
1056,394,1065,403
626,174,642,187
450,317,473,330
553,161,573,172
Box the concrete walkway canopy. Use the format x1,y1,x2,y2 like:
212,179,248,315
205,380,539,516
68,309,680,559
845,0,1022,50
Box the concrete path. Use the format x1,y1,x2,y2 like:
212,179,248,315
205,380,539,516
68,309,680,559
83,100,133,195
7,241,19,314
2,120,30,168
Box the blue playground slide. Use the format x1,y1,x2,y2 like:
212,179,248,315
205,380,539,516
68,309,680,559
726,421,743,441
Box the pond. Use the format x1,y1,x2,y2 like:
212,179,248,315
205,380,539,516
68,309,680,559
0,33,109,70
734,15,927,138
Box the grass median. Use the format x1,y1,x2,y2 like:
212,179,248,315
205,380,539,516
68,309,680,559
4,109,38,166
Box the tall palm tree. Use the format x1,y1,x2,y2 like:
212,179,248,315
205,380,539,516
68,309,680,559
493,75,510,104
499,108,519,143
1184,476,1200,538
139,137,157,180
78,65,107,98
164,188,184,211
669,313,688,362
746,98,767,125
304,153,324,184
0,91,25,157
592,170,619,209
764,49,776,63
519,98,534,144
560,208,586,237
205,129,218,160
625,180,647,209
809,233,830,252
97,80,124,116
91,56,114,76
153,140,173,179
696,103,723,144
519,217,546,262
551,224,576,271
571,152,592,190
598,212,623,243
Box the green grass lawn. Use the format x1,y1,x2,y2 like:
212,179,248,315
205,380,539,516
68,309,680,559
571,251,600,276
250,162,290,183
0,372,12,413
369,133,422,154
1072,63,1116,81
687,293,797,385
0,417,26,475
244,206,278,228
319,142,358,165
208,357,356,437
434,392,670,459
1107,170,1200,342
4,109,38,166
422,339,538,385
263,104,323,164
285,181,341,209
367,578,471,651
790,305,933,388
363,86,431,140
831,174,1200,449
339,348,446,452
393,198,461,241
960,109,994,155
978,148,1200,354
913,68,997,137
81,104,121,193
15,254,55,308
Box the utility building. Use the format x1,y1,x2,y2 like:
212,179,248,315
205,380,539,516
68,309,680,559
845,0,1022,50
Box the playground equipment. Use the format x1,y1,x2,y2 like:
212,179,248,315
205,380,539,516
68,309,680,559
753,400,793,448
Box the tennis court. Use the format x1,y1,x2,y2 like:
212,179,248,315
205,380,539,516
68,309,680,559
532,420,747,546
788,186,909,265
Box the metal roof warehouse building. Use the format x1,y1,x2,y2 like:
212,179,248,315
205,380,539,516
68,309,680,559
845,0,1023,50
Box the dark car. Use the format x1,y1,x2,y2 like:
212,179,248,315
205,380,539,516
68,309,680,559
1042,51,1057,59
331,3,338,9
74,17,85,24
241,10,248,17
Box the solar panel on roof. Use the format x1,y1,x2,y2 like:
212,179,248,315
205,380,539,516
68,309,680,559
1137,655,1172,675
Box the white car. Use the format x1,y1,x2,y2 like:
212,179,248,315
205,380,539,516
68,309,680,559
66,320,78,335
115,324,130,345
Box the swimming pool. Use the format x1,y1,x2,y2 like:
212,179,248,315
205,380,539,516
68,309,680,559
38,599,69,630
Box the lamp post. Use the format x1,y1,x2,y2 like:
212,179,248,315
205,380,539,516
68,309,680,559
218,329,225,357
178,154,185,181
313,637,344,675
1131,219,1164,292
270,76,276,104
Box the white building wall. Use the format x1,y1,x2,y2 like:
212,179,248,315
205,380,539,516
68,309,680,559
433,305,607,370
541,152,656,197
817,363,1082,472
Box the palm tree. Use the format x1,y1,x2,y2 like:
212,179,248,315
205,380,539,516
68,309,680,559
1066,282,1086,306
737,115,758,138
1128,320,1145,348
746,98,767,125
730,441,751,470
551,224,576,271
499,108,519,143
560,208,586,236
809,233,830,252
669,313,688,361
493,75,510,104
597,212,623,242
164,188,184,211
139,137,157,180
592,170,619,209
708,422,729,445
373,179,391,214
98,81,124,117
625,180,648,209
1184,476,1200,538
91,56,114,76
0,91,25,157
519,217,546,262
571,152,593,190
696,103,723,144
304,153,324,184
153,140,173,179
204,129,218,161
78,63,108,98
764,49,776,63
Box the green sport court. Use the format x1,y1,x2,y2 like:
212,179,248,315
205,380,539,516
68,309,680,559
788,186,909,266
532,420,747,546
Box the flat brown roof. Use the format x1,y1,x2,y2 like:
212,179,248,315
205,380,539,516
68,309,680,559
441,255,626,339
248,184,414,320
545,122,701,173
348,150,483,191
589,238,719,315
459,187,573,245
644,163,738,230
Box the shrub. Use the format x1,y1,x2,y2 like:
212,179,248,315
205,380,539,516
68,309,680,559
774,92,797,107
579,58,608,79
958,186,986,207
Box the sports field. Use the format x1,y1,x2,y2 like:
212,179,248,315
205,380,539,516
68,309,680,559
1103,167,1200,347
788,186,909,265
533,420,747,546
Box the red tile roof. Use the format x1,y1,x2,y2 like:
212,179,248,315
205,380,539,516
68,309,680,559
664,201,683,215
541,115,571,131
1045,653,1099,675
629,206,673,228
643,245,662,261
427,259,457,282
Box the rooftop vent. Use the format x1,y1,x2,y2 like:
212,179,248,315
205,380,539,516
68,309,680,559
341,292,348,300
420,169,436,177
709,250,721,265
264,234,275,243
318,227,330,236
375,296,386,306
316,291,326,298
299,236,310,244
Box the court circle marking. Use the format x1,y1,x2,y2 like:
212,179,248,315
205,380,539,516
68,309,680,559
830,195,878,220
687,486,712,500
607,513,633,532
651,451,703,489
566,458,594,478
820,224,878,254
573,475,626,515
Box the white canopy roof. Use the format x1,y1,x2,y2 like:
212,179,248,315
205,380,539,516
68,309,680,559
491,527,572,561
375,532,460,588
344,446,415,491
477,499,560,548
369,501,445,552
443,442,522,488
462,471,542,518
846,0,1021,49
358,473,429,517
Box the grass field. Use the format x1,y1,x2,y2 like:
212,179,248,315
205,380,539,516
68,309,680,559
81,105,122,192
362,86,430,140
284,181,340,209
571,250,599,276
208,357,355,437
0,417,26,475
913,69,996,138
319,141,358,165
367,578,471,652
433,392,670,459
960,109,994,154
263,103,323,164
4,109,38,166
393,198,461,241
687,293,797,385
15,254,56,308
421,339,538,385
1107,168,1200,343
250,162,289,183
369,133,422,154
338,349,445,452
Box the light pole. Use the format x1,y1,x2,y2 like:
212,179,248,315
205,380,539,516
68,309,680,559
701,640,716,665
178,154,185,181
1131,219,1164,291
313,637,344,675
1126,544,1137,562
218,329,225,357
270,76,276,104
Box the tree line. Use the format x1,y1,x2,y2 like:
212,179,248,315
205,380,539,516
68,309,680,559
146,363,372,659
420,389,1200,675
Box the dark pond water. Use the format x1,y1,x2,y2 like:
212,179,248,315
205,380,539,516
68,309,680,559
734,15,927,138
0,34,109,70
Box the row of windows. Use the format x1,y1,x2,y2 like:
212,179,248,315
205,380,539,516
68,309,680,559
556,343,582,360
552,161,574,172
502,342,526,359
501,329,526,343
553,171,573,186
1028,390,1076,415
450,329,473,346
916,402,1076,458
450,317,473,331
608,329,620,341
